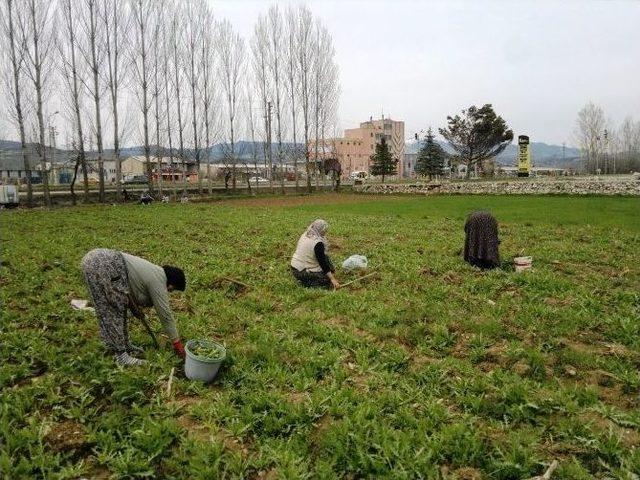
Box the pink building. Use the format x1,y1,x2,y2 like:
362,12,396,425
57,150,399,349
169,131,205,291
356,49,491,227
311,117,405,179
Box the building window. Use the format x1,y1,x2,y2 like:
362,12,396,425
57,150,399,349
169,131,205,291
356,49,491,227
370,133,373,137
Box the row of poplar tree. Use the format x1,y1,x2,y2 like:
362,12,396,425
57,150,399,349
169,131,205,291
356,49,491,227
1,0,340,207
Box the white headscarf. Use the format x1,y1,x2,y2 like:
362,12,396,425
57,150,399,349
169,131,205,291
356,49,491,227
304,219,329,244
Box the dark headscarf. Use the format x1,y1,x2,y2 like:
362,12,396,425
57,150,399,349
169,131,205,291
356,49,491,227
464,211,500,269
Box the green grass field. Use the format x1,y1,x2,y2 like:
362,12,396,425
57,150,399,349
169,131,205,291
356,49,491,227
2,194,639,479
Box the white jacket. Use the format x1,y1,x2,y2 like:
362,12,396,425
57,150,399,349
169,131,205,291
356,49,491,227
290,234,323,272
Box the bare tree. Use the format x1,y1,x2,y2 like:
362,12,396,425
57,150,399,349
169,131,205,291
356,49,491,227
312,21,330,190
1,0,34,206
184,0,204,195
306,19,339,192
284,7,300,191
575,102,606,174
101,0,129,202
22,0,56,207
129,0,154,192
152,2,165,197
319,58,340,182
617,117,640,173
235,94,254,193
161,8,177,199
245,85,261,192
57,0,90,204
295,6,315,193
266,5,285,194
78,0,106,202
218,19,245,191
312,22,321,190
170,11,187,194
199,4,217,195
250,14,271,192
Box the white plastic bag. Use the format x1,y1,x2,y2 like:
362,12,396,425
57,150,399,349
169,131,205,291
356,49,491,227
342,254,368,271
70,299,95,312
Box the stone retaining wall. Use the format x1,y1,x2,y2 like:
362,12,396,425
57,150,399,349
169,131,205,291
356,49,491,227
359,178,640,196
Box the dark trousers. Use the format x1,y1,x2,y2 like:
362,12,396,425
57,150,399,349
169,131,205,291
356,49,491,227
81,249,131,353
291,267,332,289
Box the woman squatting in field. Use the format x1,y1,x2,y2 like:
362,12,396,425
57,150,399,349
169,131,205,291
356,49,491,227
463,211,501,270
81,249,187,366
290,219,341,289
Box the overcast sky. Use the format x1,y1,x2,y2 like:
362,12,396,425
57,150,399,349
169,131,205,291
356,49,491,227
214,0,640,146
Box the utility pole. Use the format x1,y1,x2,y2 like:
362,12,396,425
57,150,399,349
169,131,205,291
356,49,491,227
595,135,600,174
48,125,57,185
603,129,609,175
266,101,273,193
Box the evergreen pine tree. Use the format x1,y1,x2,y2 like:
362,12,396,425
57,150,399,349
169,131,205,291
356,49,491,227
370,137,397,183
415,128,446,180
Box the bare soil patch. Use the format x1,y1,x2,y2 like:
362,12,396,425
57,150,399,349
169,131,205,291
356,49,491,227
221,193,371,208
580,411,640,448
175,412,249,456
310,413,334,452
439,465,483,479
44,420,91,457
287,391,310,405
10,360,49,389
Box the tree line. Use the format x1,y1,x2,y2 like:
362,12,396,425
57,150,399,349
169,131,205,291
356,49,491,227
393,102,640,182
0,0,340,207
575,102,640,175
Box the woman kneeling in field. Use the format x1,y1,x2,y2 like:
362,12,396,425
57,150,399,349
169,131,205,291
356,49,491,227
290,219,340,289
81,249,186,366
464,211,501,269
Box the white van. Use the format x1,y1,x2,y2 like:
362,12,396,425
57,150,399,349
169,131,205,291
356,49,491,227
0,185,19,208
349,171,369,180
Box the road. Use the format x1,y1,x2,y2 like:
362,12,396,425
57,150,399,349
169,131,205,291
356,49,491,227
19,180,349,199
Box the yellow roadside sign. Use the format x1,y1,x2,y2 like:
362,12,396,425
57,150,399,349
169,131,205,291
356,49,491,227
517,135,531,176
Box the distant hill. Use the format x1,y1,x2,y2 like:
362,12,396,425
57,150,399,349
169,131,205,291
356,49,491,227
0,140,21,150
405,140,581,168
495,142,581,167
98,141,302,163
2,136,582,169
1,140,304,168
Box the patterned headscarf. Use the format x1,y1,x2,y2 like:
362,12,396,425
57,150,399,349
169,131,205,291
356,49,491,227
305,219,329,244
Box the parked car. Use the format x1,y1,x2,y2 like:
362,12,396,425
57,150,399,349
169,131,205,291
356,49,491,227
124,175,149,184
249,176,269,184
349,171,369,180
0,185,19,208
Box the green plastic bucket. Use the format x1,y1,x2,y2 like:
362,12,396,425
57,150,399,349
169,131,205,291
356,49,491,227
185,339,226,383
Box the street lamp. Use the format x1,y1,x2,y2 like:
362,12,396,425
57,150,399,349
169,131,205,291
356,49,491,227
410,130,426,179
46,111,60,182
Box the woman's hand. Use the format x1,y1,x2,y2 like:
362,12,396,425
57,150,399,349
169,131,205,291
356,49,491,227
328,272,340,290
172,339,186,359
